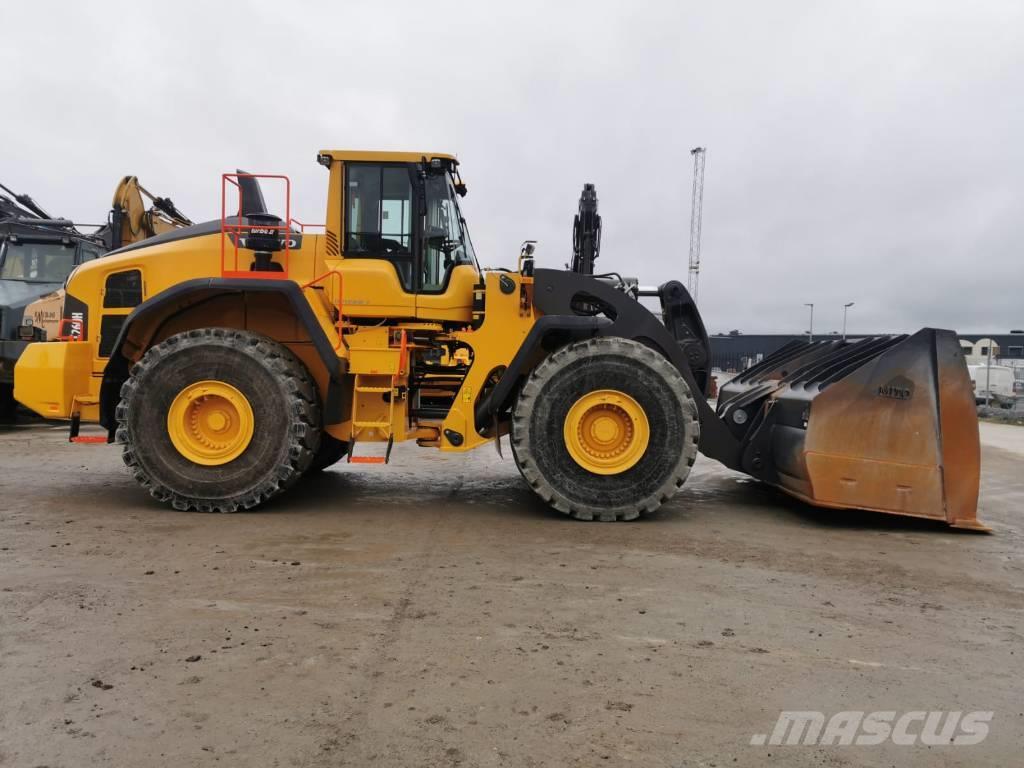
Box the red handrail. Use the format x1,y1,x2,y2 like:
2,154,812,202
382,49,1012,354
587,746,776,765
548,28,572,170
217,174,344,349
220,173,292,278
290,219,326,233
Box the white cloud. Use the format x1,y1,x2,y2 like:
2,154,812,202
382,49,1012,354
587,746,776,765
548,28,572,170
2,0,1020,333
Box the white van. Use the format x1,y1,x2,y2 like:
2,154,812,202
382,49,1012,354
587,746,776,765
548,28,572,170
968,365,1016,403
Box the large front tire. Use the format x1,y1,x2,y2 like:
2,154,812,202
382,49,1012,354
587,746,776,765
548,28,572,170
511,337,699,521
116,328,321,512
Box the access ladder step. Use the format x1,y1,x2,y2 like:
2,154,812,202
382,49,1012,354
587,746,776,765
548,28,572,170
355,386,392,393
346,435,395,465
69,413,110,444
353,421,391,429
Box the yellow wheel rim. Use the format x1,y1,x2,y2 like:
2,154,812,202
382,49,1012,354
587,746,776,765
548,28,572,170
563,389,650,475
167,380,254,466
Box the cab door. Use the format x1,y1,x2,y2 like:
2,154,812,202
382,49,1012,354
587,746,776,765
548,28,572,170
338,163,417,319
414,168,478,323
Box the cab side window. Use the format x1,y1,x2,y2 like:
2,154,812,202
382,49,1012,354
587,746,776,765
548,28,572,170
104,269,143,308
344,164,414,290
97,269,143,358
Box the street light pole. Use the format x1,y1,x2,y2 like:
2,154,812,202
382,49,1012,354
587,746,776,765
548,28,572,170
985,341,993,408
842,302,855,341
804,303,814,342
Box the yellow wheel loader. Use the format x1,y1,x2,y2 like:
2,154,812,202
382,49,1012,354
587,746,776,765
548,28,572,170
14,151,984,528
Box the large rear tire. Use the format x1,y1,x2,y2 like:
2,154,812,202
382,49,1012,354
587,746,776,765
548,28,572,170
511,337,699,520
116,328,321,512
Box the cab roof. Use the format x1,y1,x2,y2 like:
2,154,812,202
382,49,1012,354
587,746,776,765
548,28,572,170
317,150,457,165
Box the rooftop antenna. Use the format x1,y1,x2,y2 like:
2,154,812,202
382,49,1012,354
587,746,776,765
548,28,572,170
687,147,706,301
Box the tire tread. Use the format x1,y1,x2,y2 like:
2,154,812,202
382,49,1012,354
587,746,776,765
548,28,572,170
510,337,699,521
117,328,320,513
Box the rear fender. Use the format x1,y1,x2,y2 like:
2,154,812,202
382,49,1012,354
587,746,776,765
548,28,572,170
98,278,347,432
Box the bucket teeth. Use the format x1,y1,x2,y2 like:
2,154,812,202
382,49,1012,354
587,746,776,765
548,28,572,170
716,329,984,530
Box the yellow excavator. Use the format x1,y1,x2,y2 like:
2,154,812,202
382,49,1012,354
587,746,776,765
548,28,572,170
13,151,984,529
106,174,194,249
24,176,192,341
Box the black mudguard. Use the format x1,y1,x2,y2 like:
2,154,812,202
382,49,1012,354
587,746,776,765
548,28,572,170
98,278,346,433
476,268,741,465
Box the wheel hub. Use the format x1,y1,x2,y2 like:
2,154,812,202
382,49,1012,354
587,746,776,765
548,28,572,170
563,389,650,475
167,380,254,466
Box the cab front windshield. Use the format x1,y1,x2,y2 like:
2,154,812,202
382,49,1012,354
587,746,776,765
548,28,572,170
0,240,76,282
422,171,478,292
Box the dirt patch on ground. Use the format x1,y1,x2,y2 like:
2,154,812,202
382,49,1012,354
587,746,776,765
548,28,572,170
0,421,1021,767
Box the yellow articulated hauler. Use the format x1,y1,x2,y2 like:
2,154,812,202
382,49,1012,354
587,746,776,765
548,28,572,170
15,151,984,528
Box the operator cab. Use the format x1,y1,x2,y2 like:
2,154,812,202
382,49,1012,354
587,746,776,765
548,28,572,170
321,151,481,322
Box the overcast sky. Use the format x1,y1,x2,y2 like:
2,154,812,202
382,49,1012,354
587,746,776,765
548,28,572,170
2,1,1020,334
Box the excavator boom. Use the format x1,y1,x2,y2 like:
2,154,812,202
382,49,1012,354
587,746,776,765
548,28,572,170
107,175,193,249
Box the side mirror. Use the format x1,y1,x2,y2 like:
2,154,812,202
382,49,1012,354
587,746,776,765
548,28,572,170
518,240,537,276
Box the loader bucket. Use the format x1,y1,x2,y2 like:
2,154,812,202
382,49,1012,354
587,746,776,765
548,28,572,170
715,329,985,530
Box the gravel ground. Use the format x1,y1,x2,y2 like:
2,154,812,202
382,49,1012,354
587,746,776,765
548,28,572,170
0,421,1021,767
